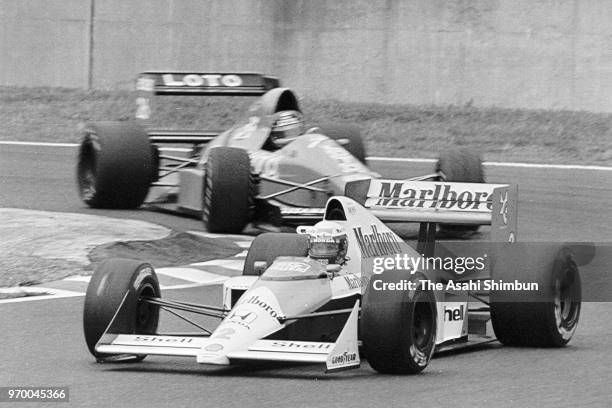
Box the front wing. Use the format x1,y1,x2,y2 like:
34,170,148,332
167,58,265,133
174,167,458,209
95,300,360,372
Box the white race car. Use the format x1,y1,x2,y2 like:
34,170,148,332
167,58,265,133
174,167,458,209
83,179,582,374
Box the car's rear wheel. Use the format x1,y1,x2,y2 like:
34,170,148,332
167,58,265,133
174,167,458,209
83,258,160,362
361,271,437,374
490,243,581,347
436,147,484,236
202,147,253,233
317,122,367,163
243,233,309,276
77,121,156,209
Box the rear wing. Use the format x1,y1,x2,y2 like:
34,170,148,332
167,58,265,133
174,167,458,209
136,72,280,96
345,179,518,242
134,72,280,142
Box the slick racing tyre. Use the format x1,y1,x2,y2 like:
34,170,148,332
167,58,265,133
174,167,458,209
77,121,156,209
202,147,253,233
83,259,161,362
361,271,438,374
490,243,581,347
317,122,367,164
436,147,484,236
243,233,310,276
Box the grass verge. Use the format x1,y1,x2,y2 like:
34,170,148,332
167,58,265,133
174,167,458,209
1,86,611,165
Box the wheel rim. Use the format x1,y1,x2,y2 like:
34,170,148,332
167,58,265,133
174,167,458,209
412,298,435,350
81,169,96,200
554,265,580,334
135,284,158,333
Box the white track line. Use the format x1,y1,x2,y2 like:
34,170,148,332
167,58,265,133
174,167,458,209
367,156,612,171
0,141,79,147
2,140,611,171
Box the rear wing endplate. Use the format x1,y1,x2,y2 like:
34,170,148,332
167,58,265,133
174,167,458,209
346,179,518,242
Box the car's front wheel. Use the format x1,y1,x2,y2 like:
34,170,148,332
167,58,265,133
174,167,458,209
83,258,161,362
202,147,253,233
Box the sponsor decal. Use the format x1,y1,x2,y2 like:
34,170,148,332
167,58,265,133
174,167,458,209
204,343,224,352
330,351,358,365
243,295,282,319
161,74,243,87
132,336,194,344
353,225,402,258
444,305,465,321
227,310,258,329
373,182,492,211
271,261,311,273
270,341,332,351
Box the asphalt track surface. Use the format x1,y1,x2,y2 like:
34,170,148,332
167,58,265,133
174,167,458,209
1,144,611,408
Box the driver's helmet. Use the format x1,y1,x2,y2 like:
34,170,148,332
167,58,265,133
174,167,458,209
304,221,348,265
270,110,304,144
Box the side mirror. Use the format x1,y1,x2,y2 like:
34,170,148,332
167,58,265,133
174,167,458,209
254,261,268,275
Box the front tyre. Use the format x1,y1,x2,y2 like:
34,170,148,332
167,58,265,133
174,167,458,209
361,271,437,374
83,258,161,362
202,147,253,233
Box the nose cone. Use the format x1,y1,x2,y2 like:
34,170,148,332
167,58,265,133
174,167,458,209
197,286,284,364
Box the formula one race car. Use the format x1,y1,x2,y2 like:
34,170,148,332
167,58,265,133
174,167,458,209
83,179,582,374
76,72,483,233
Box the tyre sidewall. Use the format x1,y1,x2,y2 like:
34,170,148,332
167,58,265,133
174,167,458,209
202,147,252,233
361,271,437,374
77,122,155,209
83,259,160,358
490,244,581,347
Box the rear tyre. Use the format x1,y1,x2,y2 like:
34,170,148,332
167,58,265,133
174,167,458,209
77,121,155,209
490,244,581,347
436,147,484,236
83,258,161,361
317,122,367,163
243,233,309,276
361,271,437,374
202,147,253,233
